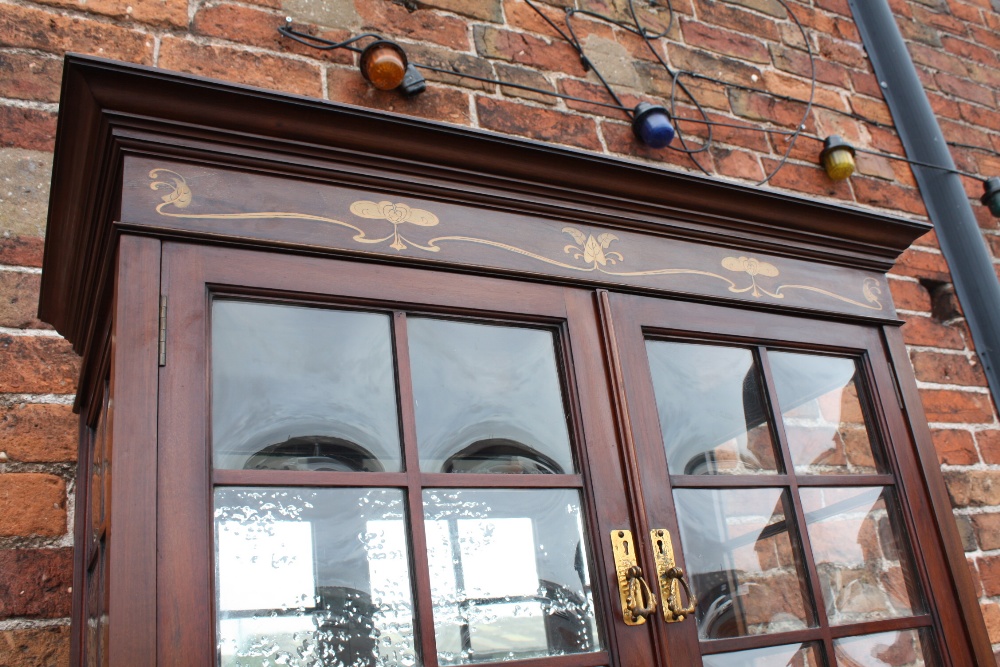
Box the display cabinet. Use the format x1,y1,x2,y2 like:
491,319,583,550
39,56,993,667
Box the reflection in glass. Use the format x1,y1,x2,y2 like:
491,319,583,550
215,487,419,667
408,319,574,474
212,301,402,471
673,488,812,639
423,489,601,664
769,352,878,475
800,487,922,626
834,629,938,667
645,341,778,475
702,642,824,667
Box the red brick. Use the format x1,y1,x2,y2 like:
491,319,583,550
945,470,1000,508
940,117,995,148
602,120,716,172
852,178,927,216
158,38,323,98
0,107,57,153
920,388,996,423
0,272,47,329
33,0,187,26
474,25,587,77
851,71,882,97
980,430,1000,465
814,0,850,16
983,602,1000,645
816,34,868,69
505,0,620,44
0,403,77,463
900,315,967,349
668,43,764,84
981,555,1000,596
894,247,952,282
695,0,780,41
557,78,640,120
326,68,472,125
907,41,973,77
928,91,964,121
931,428,979,465
476,97,601,150
680,19,770,63
0,336,80,394
0,54,62,104
759,159,852,199
356,0,470,50
405,43,496,92
419,0,502,22
0,4,153,63
193,6,352,64
889,278,932,312
712,146,765,181
913,4,973,36
0,626,70,666
0,548,72,618
0,474,65,537
771,45,852,88
701,111,771,152
0,238,45,269
495,63,556,104
972,513,1000,551
761,71,850,112
935,72,996,106
942,34,998,65
729,89,816,131
849,95,895,126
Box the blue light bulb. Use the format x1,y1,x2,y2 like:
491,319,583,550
632,103,675,149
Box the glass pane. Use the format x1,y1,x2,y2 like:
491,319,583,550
800,487,922,625
769,352,878,475
408,319,574,474
834,629,939,667
215,487,419,667
703,642,824,667
212,301,402,472
423,489,601,664
673,488,813,639
645,341,779,475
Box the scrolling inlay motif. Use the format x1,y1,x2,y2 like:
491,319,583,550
148,169,883,311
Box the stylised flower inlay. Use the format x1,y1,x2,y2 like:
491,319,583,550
721,255,781,297
721,256,780,278
149,169,192,209
350,200,439,250
563,227,624,268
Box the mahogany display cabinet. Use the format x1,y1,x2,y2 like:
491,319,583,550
39,56,994,667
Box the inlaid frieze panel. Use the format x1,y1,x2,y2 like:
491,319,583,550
121,157,894,319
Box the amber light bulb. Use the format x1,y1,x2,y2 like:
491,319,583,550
819,135,857,181
360,40,408,91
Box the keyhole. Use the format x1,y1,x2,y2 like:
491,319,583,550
656,539,664,554
623,540,630,556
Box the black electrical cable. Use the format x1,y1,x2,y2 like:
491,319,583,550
278,7,991,189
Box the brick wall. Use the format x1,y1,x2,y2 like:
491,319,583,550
1,0,999,663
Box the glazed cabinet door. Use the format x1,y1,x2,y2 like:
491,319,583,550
603,291,977,667
155,243,655,667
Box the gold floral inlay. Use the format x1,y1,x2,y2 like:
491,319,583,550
148,169,883,312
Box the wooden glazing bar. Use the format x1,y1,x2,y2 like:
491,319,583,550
698,627,825,655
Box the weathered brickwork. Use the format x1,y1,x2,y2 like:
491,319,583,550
1,0,999,661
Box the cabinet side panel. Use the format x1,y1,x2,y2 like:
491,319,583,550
107,235,161,664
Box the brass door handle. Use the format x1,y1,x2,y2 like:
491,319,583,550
625,565,658,622
610,530,658,625
650,529,696,623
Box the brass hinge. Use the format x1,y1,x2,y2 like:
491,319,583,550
158,295,167,366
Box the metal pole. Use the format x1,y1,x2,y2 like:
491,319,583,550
850,0,1000,415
